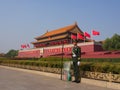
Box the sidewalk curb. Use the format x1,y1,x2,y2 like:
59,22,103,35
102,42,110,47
0,65,119,90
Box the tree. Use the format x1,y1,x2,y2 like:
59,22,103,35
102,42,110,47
102,38,111,50
102,34,120,50
0,53,5,57
5,49,18,58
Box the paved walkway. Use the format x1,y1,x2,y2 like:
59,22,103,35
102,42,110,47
0,66,119,90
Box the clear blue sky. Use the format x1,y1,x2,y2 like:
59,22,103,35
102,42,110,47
0,0,120,53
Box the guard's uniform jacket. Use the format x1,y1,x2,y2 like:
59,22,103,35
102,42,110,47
72,45,81,82
72,46,81,58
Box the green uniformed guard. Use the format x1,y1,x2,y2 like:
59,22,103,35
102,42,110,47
72,40,81,83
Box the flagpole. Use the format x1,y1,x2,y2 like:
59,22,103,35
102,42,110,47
71,33,72,44
60,41,64,80
84,33,85,43
91,30,94,42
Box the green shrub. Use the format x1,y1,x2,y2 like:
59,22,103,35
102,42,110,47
0,60,2,64
81,58,120,62
0,57,8,60
0,57,120,74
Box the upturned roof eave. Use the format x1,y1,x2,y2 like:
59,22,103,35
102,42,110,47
32,35,68,44
35,24,77,40
35,31,69,40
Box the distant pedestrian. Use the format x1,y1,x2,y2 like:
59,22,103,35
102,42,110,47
72,40,81,83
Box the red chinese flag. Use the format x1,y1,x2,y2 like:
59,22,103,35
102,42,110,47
21,45,23,48
77,33,84,40
23,44,27,48
92,30,100,35
27,44,30,48
84,32,91,38
71,34,77,39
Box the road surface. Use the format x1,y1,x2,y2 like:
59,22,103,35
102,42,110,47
0,66,117,90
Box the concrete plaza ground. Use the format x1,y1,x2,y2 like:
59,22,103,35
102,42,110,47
0,65,119,90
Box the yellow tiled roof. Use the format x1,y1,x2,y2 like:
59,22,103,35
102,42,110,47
35,24,77,39
32,34,68,44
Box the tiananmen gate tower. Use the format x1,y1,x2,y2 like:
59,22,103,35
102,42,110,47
18,23,120,58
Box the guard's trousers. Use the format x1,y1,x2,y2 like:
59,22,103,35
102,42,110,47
73,57,80,82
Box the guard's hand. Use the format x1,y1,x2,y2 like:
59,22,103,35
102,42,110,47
78,58,81,61
77,61,80,66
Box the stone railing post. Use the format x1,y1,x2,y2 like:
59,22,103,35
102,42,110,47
108,72,112,82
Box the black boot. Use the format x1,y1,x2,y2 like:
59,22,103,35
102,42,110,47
76,80,80,83
72,80,77,82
